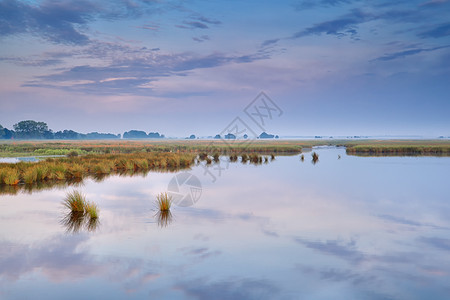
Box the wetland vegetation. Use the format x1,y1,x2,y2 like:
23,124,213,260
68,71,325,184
1,139,449,194
61,190,100,233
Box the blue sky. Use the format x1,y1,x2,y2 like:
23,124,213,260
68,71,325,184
0,0,449,137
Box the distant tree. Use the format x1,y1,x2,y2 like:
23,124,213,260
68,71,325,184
214,134,221,139
259,132,275,139
189,134,196,139
224,133,236,139
3,128,14,139
84,132,120,139
243,134,248,139
123,130,148,139
43,129,54,139
13,120,51,139
148,132,164,138
55,130,80,139
0,125,13,139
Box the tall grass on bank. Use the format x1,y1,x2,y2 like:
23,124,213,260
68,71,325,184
1,168,20,185
346,145,450,156
0,140,305,157
0,152,196,186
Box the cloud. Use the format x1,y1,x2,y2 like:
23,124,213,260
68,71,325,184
419,237,450,251
291,9,371,39
294,238,365,264
175,278,280,300
372,45,450,61
192,35,210,43
177,21,209,29
378,214,423,226
196,16,221,25
418,22,450,38
22,45,272,95
176,15,221,30
261,38,280,47
0,0,164,45
0,0,98,45
293,0,357,10
266,2,449,46
136,23,160,31
420,0,450,7
0,56,64,67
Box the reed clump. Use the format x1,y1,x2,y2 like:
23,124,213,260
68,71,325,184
84,201,99,219
63,190,86,212
156,192,172,211
61,190,100,233
1,168,20,185
312,152,319,164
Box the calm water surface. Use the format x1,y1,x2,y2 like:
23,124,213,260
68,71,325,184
1,148,449,299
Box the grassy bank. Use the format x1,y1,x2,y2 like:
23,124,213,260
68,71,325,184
0,140,305,157
345,141,450,156
0,152,195,186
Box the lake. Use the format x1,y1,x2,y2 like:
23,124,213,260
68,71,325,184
1,147,449,299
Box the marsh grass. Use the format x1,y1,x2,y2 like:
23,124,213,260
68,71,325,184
85,201,99,219
23,167,38,184
61,190,100,233
63,190,86,212
156,192,172,211
0,152,195,185
3,168,19,185
312,152,319,164
346,145,450,156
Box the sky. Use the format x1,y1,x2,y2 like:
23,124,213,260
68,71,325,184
0,0,449,137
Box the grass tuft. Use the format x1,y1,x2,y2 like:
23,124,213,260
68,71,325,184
156,192,172,211
61,190,100,233
312,152,319,164
85,201,99,219
3,168,20,185
63,190,86,212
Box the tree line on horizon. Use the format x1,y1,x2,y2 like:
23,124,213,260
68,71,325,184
0,120,279,140
0,120,164,140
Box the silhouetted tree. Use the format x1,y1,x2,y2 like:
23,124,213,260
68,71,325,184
123,130,148,139
55,130,80,139
148,132,164,138
13,120,52,139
